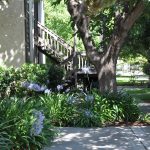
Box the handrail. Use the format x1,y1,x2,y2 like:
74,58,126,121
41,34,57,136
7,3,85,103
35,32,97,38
37,22,95,73
37,22,73,51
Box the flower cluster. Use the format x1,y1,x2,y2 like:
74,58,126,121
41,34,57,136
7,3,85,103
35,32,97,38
57,85,63,91
85,94,94,103
21,82,46,92
21,81,51,94
84,109,94,118
31,110,45,136
44,89,52,94
67,95,80,105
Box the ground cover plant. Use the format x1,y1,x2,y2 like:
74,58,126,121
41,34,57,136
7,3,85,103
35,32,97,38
38,90,143,127
0,96,55,149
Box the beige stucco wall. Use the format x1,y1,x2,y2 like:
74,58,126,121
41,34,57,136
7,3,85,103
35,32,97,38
0,0,25,67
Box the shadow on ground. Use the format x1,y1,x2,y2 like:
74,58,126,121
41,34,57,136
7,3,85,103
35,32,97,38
44,126,150,150
138,103,150,114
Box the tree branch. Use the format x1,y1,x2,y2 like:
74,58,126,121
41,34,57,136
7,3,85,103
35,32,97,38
121,0,145,32
108,0,145,58
67,0,101,64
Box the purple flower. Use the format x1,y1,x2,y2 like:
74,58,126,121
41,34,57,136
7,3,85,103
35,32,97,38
40,85,47,91
21,81,47,92
21,81,30,88
84,109,93,118
57,85,63,91
44,89,51,94
85,94,94,103
31,110,45,136
28,83,42,91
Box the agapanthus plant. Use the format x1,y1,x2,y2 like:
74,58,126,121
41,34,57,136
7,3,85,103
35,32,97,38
31,110,45,136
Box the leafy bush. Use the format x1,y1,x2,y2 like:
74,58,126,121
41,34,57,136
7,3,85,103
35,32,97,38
19,63,48,84
139,113,150,123
0,64,48,98
39,90,140,127
0,66,4,74
0,63,65,98
0,67,20,98
0,96,55,149
95,90,140,123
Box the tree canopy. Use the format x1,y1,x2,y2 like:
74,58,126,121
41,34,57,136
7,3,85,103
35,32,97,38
120,4,150,62
48,0,150,93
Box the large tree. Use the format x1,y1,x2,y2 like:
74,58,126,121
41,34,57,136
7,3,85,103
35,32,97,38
66,0,148,93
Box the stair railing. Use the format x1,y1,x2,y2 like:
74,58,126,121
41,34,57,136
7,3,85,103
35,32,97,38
37,22,95,73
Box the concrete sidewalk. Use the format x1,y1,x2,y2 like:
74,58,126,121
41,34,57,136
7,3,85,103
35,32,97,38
44,126,150,150
138,103,150,114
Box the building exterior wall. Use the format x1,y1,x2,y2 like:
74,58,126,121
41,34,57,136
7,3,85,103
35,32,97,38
0,0,25,67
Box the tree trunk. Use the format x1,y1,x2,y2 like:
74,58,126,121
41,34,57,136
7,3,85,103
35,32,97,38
96,58,117,93
67,0,145,93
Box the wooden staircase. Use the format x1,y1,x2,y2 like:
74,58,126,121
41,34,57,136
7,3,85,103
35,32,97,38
37,22,97,88
37,22,75,70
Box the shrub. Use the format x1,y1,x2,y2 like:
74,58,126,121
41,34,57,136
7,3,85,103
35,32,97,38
19,63,48,84
95,91,140,123
39,94,73,127
0,66,4,74
0,96,55,149
0,64,48,98
139,113,150,123
39,89,140,127
0,63,65,98
0,67,20,98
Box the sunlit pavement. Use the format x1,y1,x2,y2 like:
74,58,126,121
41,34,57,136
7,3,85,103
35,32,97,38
44,126,150,150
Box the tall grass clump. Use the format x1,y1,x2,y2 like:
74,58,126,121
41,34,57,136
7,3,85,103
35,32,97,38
0,96,55,149
38,90,141,127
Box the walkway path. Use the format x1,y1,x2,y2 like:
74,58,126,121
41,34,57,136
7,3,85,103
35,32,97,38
44,126,150,150
138,102,150,114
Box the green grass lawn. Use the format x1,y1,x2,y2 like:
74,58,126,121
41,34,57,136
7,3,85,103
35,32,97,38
117,76,149,86
125,88,150,102
117,76,131,85
116,76,150,102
